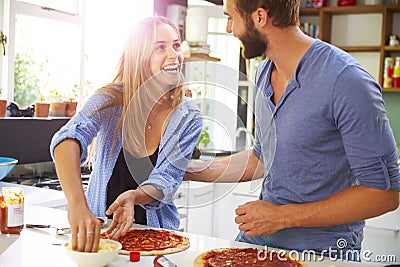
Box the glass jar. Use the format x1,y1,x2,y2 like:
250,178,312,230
0,187,24,234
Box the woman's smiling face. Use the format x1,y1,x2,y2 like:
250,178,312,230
149,23,183,85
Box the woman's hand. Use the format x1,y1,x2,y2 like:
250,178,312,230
105,190,136,240
68,203,104,252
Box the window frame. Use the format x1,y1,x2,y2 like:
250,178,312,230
0,0,85,101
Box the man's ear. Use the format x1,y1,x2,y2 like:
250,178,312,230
252,8,268,28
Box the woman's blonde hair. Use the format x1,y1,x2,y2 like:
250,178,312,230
96,16,184,157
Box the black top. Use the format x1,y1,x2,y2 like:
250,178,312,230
106,148,159,224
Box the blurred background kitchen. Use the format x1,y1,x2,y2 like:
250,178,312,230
0,0,399,263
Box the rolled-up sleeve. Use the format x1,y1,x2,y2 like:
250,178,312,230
333,66,400,191
50,92,107,165
141,103,203,209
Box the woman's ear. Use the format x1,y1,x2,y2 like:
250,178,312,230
252,8,268,28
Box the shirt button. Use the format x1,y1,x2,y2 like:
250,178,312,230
267,92,272,97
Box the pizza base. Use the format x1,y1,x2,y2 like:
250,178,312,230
194,248,304,267
194,250,210,267
102,228,190,256
119,236,190,256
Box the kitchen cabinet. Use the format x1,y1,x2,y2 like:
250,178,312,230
300,5,400,92
181,181,215,236
212,182,261,240
363,206,400,263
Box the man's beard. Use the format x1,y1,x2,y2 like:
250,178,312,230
239,25,267,59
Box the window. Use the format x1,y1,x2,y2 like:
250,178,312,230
1,0,153,107
1,0,82,106
14,14,81,106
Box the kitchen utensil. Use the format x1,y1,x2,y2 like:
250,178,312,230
64,239,122,267
26,224,71,235
154,255,177,267
0,157,18,180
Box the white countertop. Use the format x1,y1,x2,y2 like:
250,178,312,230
0,182,384,267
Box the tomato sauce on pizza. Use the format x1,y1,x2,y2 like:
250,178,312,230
100,228,190,256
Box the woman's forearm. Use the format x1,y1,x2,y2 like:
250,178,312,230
53,139,87,205
133,185,163,205
184,149,264,183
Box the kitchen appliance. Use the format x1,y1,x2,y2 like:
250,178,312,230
1,171,90,191
166,4,187,40
185,7,208,42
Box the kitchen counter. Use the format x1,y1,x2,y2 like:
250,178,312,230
0,182,384,266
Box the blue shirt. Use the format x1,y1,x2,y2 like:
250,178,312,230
238,40,400,251
50,90,202,230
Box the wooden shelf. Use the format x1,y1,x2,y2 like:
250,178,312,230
384,46,400,52
387,5,400,12
337,45,381,52
184,53,220,62
321,5,385,14
312,5,400,92
382,87,400,93
299,8,320,16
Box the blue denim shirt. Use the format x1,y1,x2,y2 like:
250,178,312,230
237,40,400,252
50,91,202,230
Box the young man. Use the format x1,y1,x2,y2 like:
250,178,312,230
185,0,400,257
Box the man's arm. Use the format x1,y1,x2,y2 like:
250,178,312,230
184,149,265,183
235,185,399,237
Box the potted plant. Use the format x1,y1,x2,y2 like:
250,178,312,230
48,88,66,117
34,95,50,117
0,88,7,117
192,128,210,159
64,84,79,117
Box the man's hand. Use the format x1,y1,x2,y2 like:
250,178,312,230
235,200,286,237
105,190,136,240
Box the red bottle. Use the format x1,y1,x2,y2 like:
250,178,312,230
338,0,356,5
313,0,328,7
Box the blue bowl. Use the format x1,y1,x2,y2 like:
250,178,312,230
0,157,18,180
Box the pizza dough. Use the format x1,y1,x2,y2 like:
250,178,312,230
101,228,190,256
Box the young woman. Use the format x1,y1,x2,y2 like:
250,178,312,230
50,16,202,252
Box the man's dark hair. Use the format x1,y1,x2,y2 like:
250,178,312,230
230,0,300,28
